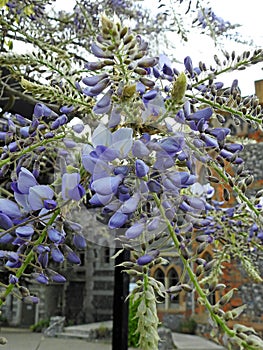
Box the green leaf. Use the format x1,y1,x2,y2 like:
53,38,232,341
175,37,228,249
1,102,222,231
0,0,8,8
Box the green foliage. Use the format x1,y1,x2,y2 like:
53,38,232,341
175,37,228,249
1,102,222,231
30,319,50,332
179,318,197,334
128,295,140,348
0,314,8,327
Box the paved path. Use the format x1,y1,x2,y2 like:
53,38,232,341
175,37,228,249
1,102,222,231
0,327,226,350
172,332,225,350
0,328,112,350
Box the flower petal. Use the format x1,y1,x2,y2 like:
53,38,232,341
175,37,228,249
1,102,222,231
108,212,128,229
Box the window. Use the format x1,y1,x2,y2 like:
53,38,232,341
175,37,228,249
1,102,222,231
154,268,165,285
168,268,179,305
103,246,110,264
154,268,165,305
153,266,182,310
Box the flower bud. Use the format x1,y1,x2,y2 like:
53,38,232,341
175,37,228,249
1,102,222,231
137,57,158,68
181,284,193,292
167,285,182,294
219,288,237,306
139,77,155,88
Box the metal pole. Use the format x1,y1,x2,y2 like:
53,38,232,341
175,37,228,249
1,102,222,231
112,249,130,350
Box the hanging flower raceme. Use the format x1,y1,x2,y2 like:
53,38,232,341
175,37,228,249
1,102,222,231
81,121,215,237
82,14,159,116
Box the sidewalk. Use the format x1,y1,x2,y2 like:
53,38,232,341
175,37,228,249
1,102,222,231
0,327,226,350
172,332,225,350
0,328,112,350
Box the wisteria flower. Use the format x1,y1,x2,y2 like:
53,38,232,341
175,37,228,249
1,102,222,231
62,173,85,201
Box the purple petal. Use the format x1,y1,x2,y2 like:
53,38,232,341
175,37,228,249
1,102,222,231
28,185,54,210
64,246,81,264
14,193,31,212
114,166,129,176
51,119,60,130
125,222,144,239
20,126,30,137
0,213,13,229
147,179,162,193
112,128,133,158
147,217,160,231
72,123,85,133
34,103,52,118
108,212,128,229
91,174,123,195
108,107,121,128
202,134,218,148
188,108,213,121
0,233,14,244
83,73,108,86
160,135,184,154
120,193,140,214
94,89,112,108
63,138,76,148
35,273,49,284
73,234,87,249
50,272,66,283
207,127,230,141
91,42,114,59
143,90,158,101
43,199,57,210
62,173,81,200
51,247,64,263
60,105,75,114
36,245,50,254
136,82,146,94
135,159,149,178
15,114,29,126
9,274,19,284
48,228,64,244
92,124,112,147
184,56,193,75
68,184,85,201
132,140,150,157
88,78,110,96
17,167,37,194
137,254,155,266
186,197,205,210
162,63,173,76
16,226,34,238
224,143,243,153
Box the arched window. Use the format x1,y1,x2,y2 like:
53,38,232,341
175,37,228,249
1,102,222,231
154,268,165,304
154,268,165,285
168,268,179,304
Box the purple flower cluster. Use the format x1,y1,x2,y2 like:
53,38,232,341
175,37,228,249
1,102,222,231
82,123,213,245
195,7,232,35
0,103,70,178
0,163,87,288
81,15,159,115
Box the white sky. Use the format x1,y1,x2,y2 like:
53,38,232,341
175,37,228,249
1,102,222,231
18,0,262,96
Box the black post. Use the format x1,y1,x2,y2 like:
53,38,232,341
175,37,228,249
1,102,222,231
112,249,130,350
